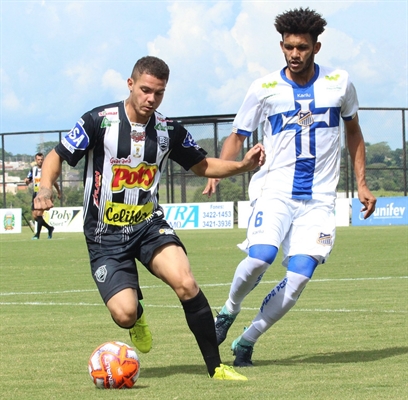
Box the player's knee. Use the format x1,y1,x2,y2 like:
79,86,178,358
109,304,138,328
172,276,199,301
249,244,278,265
287,254,318,278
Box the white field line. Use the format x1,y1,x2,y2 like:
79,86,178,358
0,276,407,313
0,276,407,297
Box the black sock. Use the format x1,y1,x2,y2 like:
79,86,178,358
37,215,52,231
34,216,42,237
181,289,221,376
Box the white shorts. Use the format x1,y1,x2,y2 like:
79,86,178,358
239,196,336,267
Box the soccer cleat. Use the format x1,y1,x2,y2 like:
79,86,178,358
212,364,248,381
48,226,54,239
231,335,254,367
32,235,39,240
214,306,238,345
129,300,152,353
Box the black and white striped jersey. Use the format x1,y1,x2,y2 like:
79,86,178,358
55,100,207,244
26,165,41,193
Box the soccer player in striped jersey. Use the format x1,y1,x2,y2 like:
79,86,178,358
203,8,376,367
25,152,61,239
34,56,265,380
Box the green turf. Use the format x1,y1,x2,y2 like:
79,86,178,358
0,226,407,399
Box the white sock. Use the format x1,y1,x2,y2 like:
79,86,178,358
225,256,270,314
242,271,310,343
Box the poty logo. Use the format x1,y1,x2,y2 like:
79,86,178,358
111,163,157,192
360,202,406,220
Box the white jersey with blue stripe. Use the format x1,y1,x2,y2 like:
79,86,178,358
233,64,358,203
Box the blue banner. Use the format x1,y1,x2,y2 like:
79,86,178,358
352,197,408,226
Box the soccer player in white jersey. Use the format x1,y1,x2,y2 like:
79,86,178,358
34,56,265,380
203,8,377,367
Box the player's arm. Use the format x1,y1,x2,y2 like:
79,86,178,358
24,170,32,185
191,142,264,178
33,149,64,216
202,132,247,196
53,181,62,199
345,113,376,219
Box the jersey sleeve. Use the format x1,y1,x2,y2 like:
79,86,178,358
55,112,97,167
232,80,263,137
169,125,207,170
26,168,33,180
341,79,359,120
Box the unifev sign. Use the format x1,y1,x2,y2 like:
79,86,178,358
351,197,408,226
0,208,22,234
161,202,234,229
40,207,83,232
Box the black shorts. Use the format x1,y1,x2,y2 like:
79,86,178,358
87,212,186,304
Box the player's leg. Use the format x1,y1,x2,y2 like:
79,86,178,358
31,195,40,239
215,245,278,345
216,197,293,345
89,250,152,353
231,255,318,366
148,243,246,380
231,200,336,366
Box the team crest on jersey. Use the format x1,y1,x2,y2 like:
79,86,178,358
158,136,169,151
297,110,314,127
316,232,333,246
182,132,201,150
62,119,89,153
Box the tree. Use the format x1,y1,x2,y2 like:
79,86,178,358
37,141,59,156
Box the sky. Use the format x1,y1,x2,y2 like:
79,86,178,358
1,0,407,155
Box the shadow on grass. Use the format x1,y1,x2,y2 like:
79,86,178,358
258,346,408,366
133,347,408,379
140,364,206,379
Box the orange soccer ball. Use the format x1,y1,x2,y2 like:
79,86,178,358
88,341,140,389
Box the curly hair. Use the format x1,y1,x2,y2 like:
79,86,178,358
274,7,327,43
131,56,170,82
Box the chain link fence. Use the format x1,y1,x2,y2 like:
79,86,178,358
1,108,407,218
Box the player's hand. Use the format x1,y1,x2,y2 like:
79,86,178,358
242,143,266,170
202,178,220,197
33,187,55,218
358,186,376,219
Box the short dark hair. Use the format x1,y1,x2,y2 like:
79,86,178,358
274,7,327,43
35,152,44,157
131,56,170,82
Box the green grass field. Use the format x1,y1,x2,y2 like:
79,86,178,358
0,226,407,399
